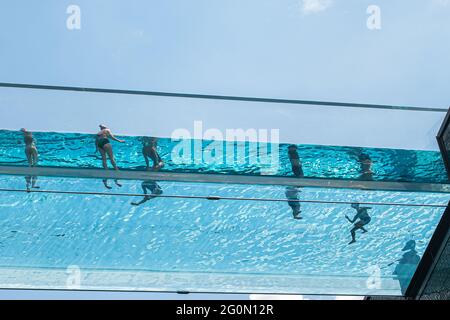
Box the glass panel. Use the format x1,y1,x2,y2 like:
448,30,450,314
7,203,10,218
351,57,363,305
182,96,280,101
0,87,447,184
0,174,447,296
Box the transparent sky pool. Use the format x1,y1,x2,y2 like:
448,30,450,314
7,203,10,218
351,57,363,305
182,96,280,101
0,130,447,184
0,175,447,295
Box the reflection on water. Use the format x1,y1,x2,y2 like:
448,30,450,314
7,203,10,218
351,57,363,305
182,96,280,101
131,180,163,207
285,186,302,219
24,175,39,192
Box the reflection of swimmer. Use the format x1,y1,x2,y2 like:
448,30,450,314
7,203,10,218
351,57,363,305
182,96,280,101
393,240,421,295
285,186,302,219
131,180,163,206
345,203,372,244
25,176,39,192
288,145,304,177
95,125,124,189
142,137,164,171
20,128,38,166
358,153,374,180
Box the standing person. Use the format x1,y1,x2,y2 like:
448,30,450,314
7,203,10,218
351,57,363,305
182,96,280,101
142,137,164,171
285,186,302,219
345,203,372,244
20,128,38,166
95,125,124,189
288,145,304,177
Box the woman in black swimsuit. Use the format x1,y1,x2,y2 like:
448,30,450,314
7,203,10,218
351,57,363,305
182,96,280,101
96,124,124,170
96,125,125,189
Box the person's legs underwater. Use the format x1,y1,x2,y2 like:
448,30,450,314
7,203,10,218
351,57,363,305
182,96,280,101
349,221,368,244
288,201,302,219
30,146,38,166
102,144,121,187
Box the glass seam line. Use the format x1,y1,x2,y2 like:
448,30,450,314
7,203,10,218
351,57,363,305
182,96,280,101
0,188,446,208
0,82,446,112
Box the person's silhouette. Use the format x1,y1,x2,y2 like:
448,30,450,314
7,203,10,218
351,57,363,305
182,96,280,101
393,240,421,295
288,145,304,177
345,203,372,244
285,186,302,219
131,180,163,206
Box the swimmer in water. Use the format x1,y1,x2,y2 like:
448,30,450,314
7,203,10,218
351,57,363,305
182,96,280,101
20,128,38,166
288,145,304,178
95,125,125,189
345,203,372,244
25,175,40,192
142,137,164,171
131,180,163,206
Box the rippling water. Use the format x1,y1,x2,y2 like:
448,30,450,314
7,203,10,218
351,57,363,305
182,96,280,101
0,130,447,183
0,175,447,294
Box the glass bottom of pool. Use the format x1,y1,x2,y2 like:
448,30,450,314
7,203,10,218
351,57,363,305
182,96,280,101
0,174,448,296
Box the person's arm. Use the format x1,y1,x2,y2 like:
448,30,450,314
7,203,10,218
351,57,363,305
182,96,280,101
345,214,357,223
106,129,125,143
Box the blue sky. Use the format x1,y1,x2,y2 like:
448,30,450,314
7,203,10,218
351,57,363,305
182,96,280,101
0,1,449,299
0,0,449,107
1,1,449,151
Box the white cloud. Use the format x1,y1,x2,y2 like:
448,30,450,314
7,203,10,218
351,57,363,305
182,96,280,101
300,0,334,15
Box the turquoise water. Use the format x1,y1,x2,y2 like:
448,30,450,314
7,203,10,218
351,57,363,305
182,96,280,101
0,128,448,295
0,130,447,183
0,175,447,295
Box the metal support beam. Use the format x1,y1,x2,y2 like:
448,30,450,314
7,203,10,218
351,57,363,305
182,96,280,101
0,82,447,113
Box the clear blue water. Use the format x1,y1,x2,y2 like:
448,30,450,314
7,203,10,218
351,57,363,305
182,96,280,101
0,175,447,295
0,130,447,183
